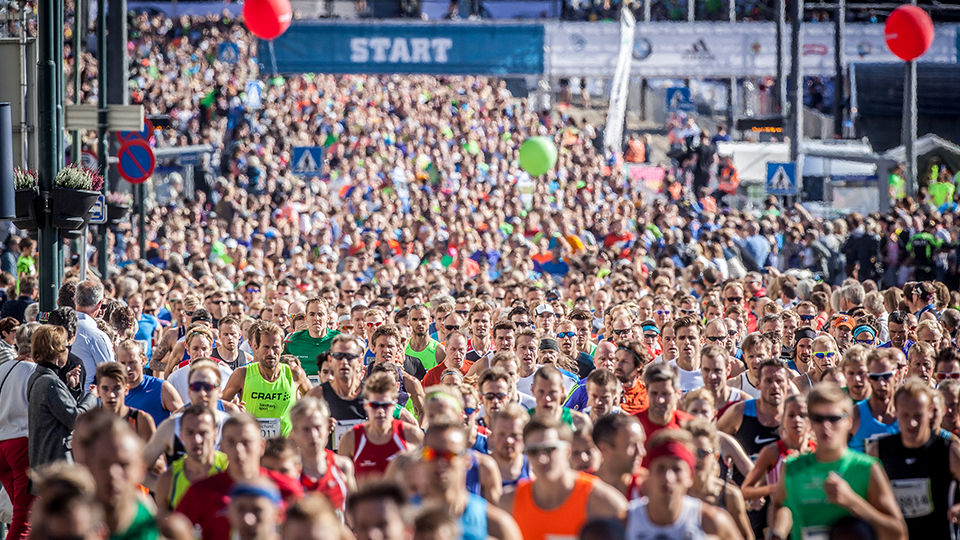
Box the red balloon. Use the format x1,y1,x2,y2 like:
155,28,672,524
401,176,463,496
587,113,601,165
884,5,935,61
243,0,292,41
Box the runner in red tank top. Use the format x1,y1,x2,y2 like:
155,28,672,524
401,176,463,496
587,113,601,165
300,449,349,513
289,396,357,515
336,372,424,478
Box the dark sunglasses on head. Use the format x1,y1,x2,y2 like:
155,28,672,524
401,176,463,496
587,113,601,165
189,381,216,392
330,352,360,362
810,412,848,425
867,371,895,382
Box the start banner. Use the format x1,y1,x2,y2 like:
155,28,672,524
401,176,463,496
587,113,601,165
262,21,545,76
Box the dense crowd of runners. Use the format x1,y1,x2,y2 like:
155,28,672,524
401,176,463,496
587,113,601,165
4,10,960,540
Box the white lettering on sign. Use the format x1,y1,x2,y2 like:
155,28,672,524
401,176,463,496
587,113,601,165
349,37,454,64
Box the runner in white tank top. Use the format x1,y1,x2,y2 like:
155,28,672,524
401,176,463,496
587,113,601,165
625,495,708,540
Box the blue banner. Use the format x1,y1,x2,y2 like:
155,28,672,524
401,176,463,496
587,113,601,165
261,22,544,75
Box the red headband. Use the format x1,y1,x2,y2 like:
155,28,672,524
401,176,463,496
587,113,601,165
647,440,696,472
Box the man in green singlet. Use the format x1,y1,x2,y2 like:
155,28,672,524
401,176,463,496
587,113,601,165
769,383,906,540
224,322,312,438
405,304,445,373
283,298,340,383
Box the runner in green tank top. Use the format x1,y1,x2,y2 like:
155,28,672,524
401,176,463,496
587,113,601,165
406,305,445,372
770,383,907,540
223,323,312,438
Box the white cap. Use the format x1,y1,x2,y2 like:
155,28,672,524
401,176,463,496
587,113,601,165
534,303,555,316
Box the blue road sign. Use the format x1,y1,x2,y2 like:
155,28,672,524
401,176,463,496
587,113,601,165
766,161,797,196
665,87,695,113
89,194,106,224
180,152,202,166
218,41,240,64
117,118,154,144
245,80,263,109
291,147,324,177
117,139,156,184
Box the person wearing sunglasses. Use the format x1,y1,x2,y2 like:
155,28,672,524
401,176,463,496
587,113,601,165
405,305,444,373
223,322,312,439
848,349,902,453
851,324,878,349
869,378,960,538
338,372,423,479
625,428,741,540
652,299,673,331
305,335,367,450
418,422,521,539
501,418,626,539
770,383,907,540
555,320,586,376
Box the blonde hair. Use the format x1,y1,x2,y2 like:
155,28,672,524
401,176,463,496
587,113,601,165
188,360,222,385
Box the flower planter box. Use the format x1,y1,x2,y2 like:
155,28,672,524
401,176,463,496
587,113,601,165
108,203,131,225
13,188,39,230
51,187,100,230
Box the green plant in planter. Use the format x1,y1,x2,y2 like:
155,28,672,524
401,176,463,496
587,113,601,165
55,163,104,191
14,168,38,191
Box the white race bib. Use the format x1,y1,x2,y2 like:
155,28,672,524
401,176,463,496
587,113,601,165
801,526,830,540
257,418,282,439
891,478,933,518
333,419,364,450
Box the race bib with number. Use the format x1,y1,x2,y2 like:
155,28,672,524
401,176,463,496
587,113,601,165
333,419,364,450
801,526,830,540
257,418,282,439
891,478,933,518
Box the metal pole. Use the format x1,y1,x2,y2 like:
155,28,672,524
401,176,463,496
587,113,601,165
79,225,88,277
138,183,145,257
687,0,694,21
728,0,735,21
790,0,804,194
642,0,650,22
776,0,787,114
833,0,845,138
903,60,917,198
903,0,918,198
71,0,83,164
728,77,736,138
96,0,108,278
37,0,59,312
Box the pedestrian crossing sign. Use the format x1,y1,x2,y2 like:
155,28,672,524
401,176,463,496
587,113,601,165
292,147,324,177
766,162,797,196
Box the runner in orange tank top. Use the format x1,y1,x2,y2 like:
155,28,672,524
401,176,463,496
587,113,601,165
498,418,628,540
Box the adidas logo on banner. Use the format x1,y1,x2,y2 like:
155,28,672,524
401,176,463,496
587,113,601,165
683,39,715,60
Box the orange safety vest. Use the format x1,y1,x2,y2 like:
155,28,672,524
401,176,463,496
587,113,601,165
512,472,597,540
717,166,740,194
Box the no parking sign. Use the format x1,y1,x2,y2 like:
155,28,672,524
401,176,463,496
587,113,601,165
117,139,155,184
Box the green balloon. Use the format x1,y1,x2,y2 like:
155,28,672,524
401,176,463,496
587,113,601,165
519,136,558,177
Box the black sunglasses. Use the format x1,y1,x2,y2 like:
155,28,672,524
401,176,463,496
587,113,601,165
705,336,725,342
444,324,460,331
330,352,360,362
810,413,848,425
